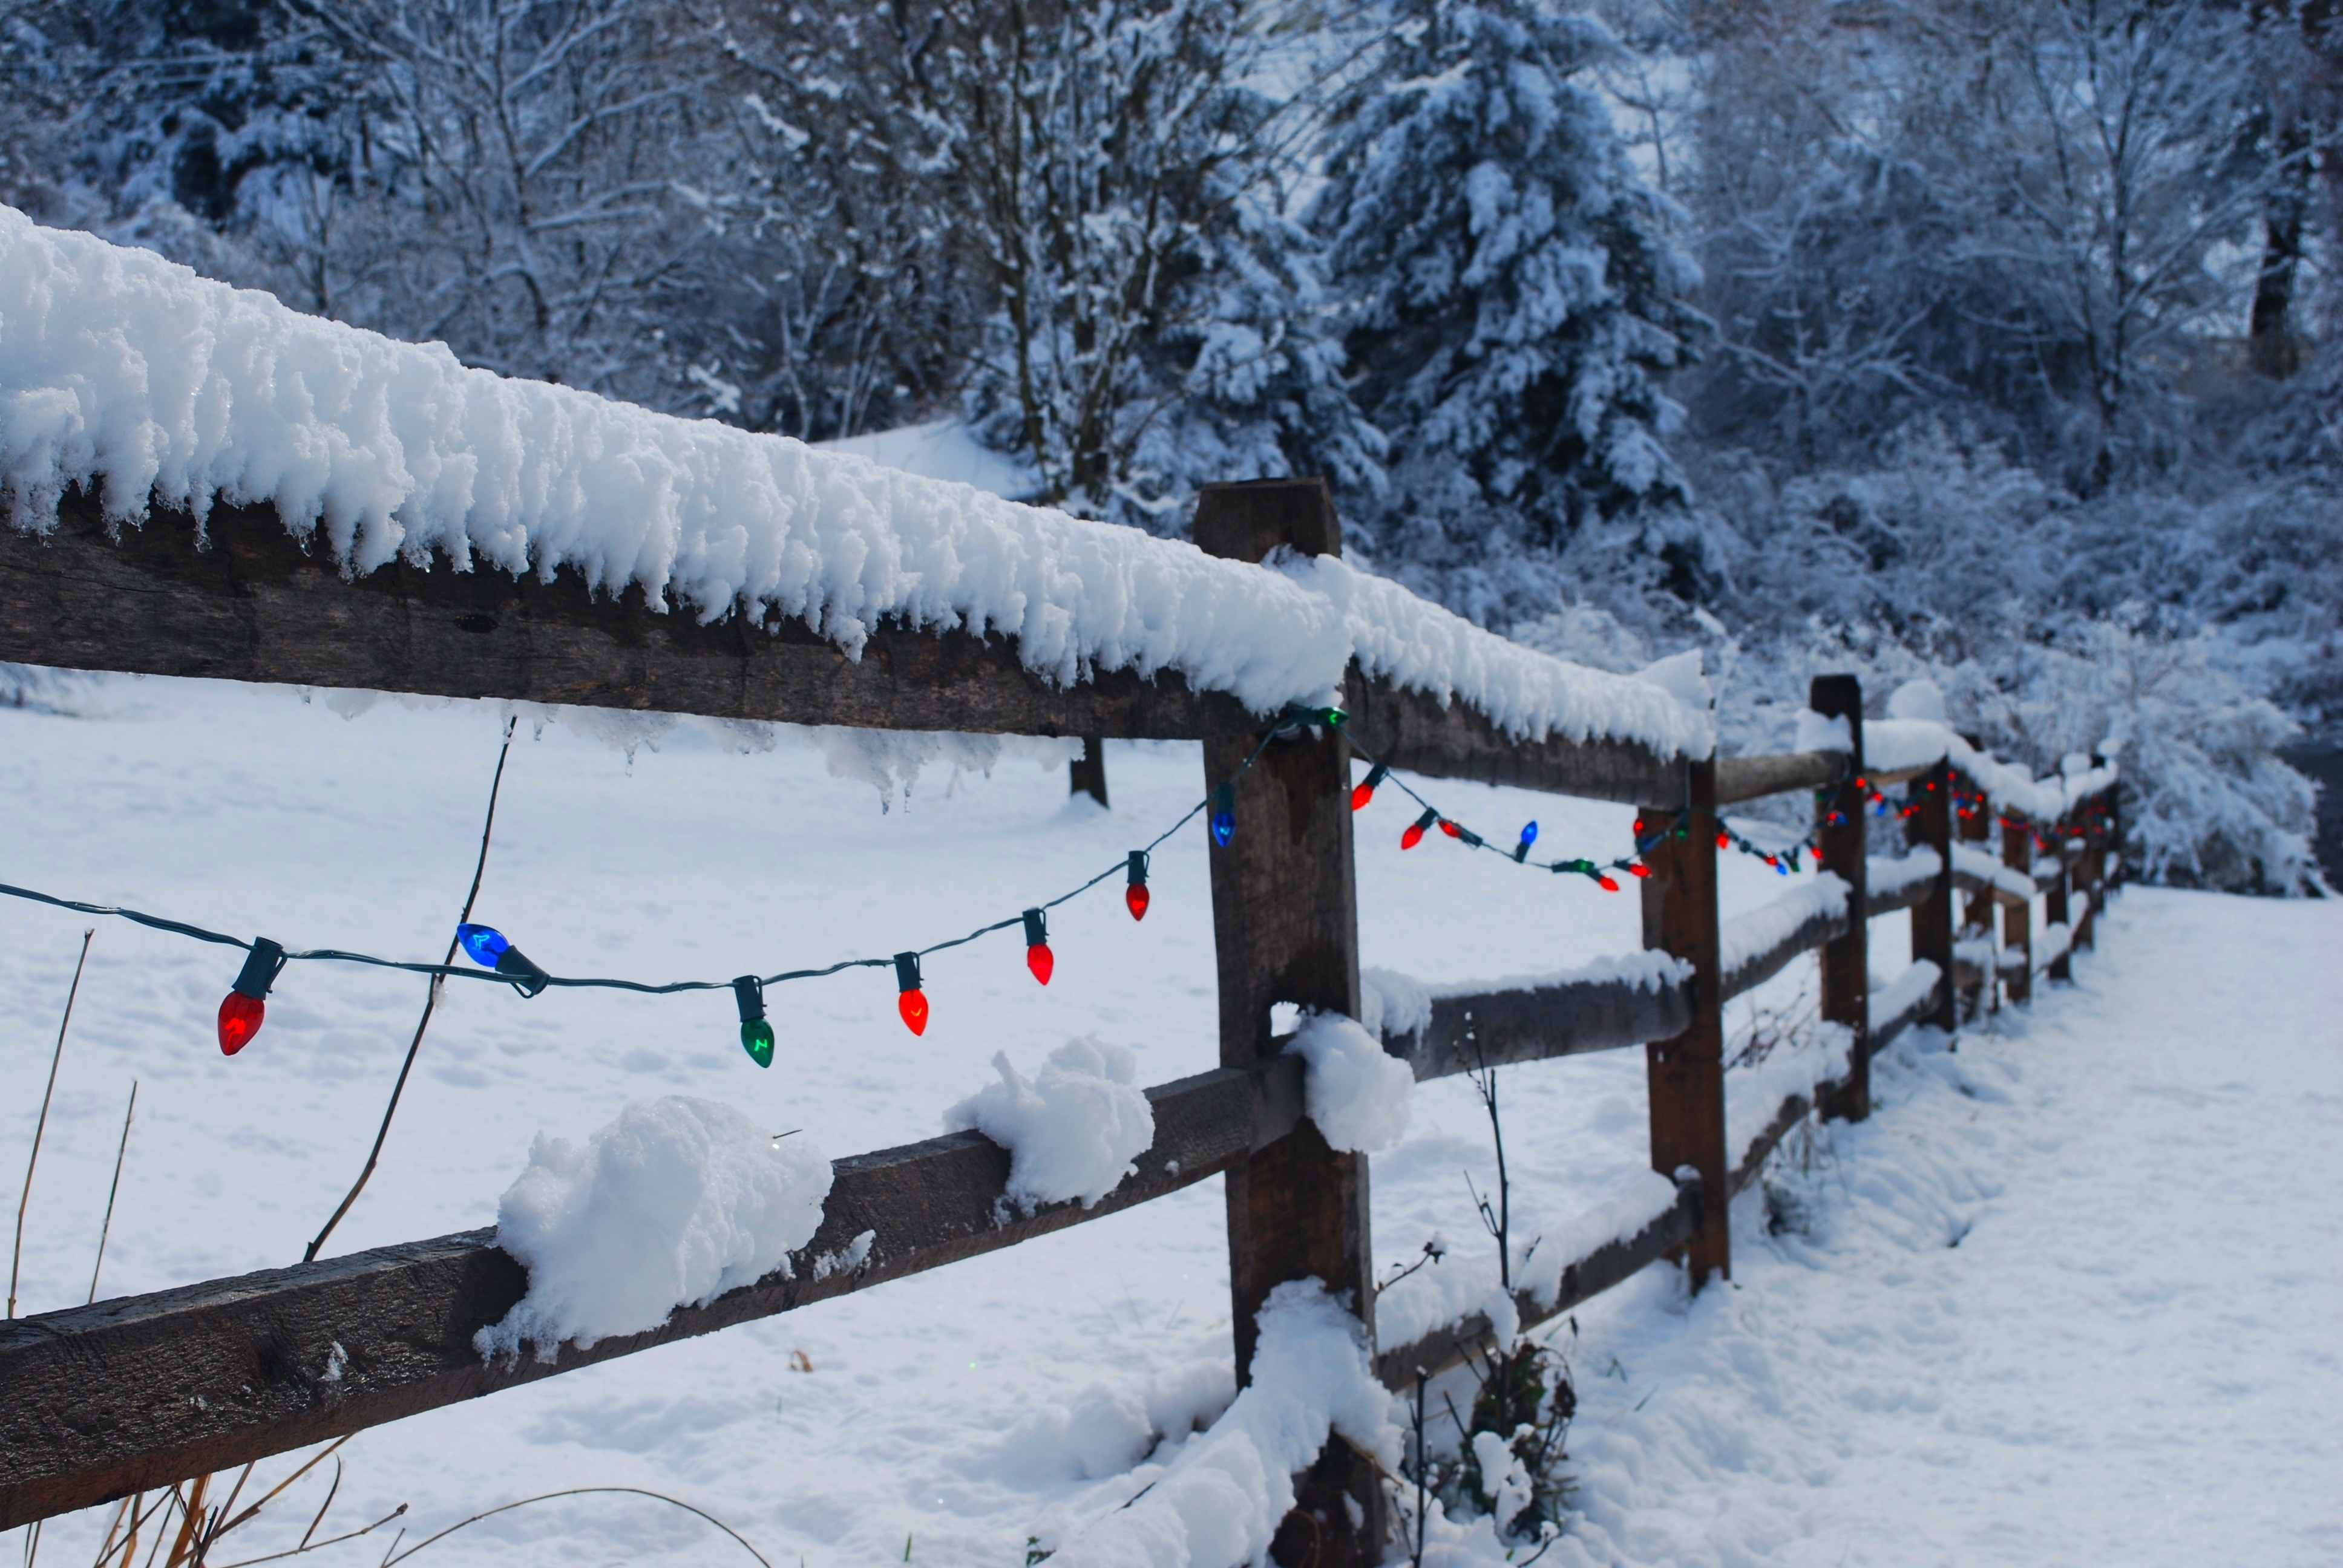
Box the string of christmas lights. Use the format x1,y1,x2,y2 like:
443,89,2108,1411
0,707,1337,1068
17,711,2074,1071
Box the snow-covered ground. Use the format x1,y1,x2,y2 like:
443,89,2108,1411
4,678,2336,1566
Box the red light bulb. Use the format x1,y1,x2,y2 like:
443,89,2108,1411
1351,782,1371,810
899,988,929,1035
1027,944,1054,985
1598,875,1619,892
1717,832,1731,849
217,991,265,1056
1126,882,1150,921
1401,808,1437,850
1628,861,1651,878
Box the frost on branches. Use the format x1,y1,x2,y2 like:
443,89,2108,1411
1314,0,1702,622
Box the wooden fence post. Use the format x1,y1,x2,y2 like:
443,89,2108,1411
1957,762,1996,1017
2045,829,2073,984
1069,735,1109,808
2001,815,2033,1004
1641,757,1729,1287
1192,479,1386,1566
1810,675,1870,1120
1910,760,1959,1031
2074,762,2105,952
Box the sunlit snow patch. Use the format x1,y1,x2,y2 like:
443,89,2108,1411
475,1096,831,1362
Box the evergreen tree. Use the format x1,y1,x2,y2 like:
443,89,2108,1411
1315,0,1700,614
925,0,1381,529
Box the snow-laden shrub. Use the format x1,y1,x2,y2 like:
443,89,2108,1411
1958,619,2321,895
1694,615,2321,896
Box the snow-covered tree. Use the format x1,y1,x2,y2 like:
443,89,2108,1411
913,0,1378,528
1313,0,1702,612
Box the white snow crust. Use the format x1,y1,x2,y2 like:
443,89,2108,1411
1370,950,1691,1044
1044,1280,1398,1567
1720,873,1849,979
1358,965,1434,1041
475,1096,831,1361
1867,846,1943,900
0,208,1710,757
1868,959,1944,1034
1289,1011,1414,1154
1953,842,2038,900
943,1038,1155,1212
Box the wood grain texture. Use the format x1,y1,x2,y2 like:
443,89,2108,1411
1340,670,1679,806
1714,750,1840,805
0,1055,1303,1531
1640,762,1729,1287
1383,975,1693,1082
1371,1177,1699,1391
1810,675,1870,1123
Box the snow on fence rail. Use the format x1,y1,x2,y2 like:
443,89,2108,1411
0,213,2124,1563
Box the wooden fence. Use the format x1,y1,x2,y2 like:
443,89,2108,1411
0,479,2119,1561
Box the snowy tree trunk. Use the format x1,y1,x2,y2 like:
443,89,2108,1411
1193,479,1387,1564
1812,675,1870,1122
1641,758,1729,1287
1910,762,1959,1033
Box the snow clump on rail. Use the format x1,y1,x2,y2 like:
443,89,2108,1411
1289,1010,1414,1154
945,1038,1155,1212
475,1096,831,1361
0,207,1710,760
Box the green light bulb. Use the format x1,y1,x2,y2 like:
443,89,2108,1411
740,1018,775,1069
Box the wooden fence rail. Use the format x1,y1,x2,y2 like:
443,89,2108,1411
0,480,2120,1562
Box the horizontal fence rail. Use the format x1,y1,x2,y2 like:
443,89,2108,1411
0,1056,1306,1529
0,489,1680,808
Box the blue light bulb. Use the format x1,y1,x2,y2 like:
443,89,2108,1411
456,923,510,967
1210,783,1236,848
1519,821,1538,847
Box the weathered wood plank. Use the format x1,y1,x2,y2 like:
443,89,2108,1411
1908,763,1961,1034
2001,818,2034,1005
0,1055,1302,1532
1371,1178,1700,1391
0,489,1684,806
1383,975,1692,1081
1714,751,1839,805
1642,762,1729,1287
1340,670,1678,806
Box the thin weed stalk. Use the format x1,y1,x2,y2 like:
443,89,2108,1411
87,1080,136,1304
11,928,94,1318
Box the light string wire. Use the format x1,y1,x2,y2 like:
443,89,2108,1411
0,710,1314,1002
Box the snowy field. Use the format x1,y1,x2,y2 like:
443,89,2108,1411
4,676,2338,1566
